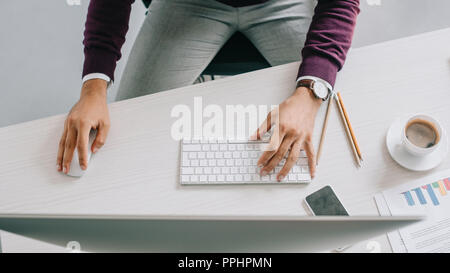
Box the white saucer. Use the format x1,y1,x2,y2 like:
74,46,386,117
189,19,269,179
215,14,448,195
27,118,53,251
386,117,448,171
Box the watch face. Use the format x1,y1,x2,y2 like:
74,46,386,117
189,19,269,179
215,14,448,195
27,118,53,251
313,81,328,99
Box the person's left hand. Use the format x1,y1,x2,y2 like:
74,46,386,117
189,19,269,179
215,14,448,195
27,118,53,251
251,87,322,181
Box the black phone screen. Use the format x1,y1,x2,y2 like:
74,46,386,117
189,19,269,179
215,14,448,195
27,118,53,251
305,186,349,216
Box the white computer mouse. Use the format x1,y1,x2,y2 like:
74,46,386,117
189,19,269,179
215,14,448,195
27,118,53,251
66,130,97,177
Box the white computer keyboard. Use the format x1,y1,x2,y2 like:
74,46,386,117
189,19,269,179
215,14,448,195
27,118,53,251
180,139,311,185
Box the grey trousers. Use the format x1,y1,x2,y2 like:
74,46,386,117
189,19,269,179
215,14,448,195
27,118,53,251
116,0,314,101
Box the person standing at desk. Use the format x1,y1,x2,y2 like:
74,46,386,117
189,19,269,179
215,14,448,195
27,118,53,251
56,0,360,181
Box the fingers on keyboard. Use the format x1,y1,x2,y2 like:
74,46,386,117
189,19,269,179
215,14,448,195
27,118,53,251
181,140,311,184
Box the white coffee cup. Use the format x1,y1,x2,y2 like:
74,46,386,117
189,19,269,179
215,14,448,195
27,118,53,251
401,114,442,157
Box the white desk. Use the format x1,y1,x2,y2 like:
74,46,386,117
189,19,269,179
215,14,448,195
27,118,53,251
1,28,450,253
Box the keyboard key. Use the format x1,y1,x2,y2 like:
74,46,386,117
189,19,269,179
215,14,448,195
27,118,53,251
211,144,219,151
191,160,199,167
198,152,205,159
181,175,189,182
256,143,267,151
252,174,261,181
226,159,234,166
195,167,203,174
182,159,190,167
297,173,311,181
182,167,194,175
202,144,210,151
184,145,201,151
298,157,308,165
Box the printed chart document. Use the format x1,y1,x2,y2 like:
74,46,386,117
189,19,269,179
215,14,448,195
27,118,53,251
380,169,450,253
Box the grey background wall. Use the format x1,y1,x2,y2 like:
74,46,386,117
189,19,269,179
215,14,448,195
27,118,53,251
1,0,450,127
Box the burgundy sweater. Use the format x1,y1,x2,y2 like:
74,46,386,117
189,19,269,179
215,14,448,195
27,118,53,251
83,0,360,87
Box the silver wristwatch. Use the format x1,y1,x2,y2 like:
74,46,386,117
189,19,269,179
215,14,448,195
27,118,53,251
296,79,331,101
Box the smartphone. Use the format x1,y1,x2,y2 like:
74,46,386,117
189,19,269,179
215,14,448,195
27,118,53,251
305,185,349,216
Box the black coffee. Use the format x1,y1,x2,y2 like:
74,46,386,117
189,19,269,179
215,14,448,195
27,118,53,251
405,119,439,148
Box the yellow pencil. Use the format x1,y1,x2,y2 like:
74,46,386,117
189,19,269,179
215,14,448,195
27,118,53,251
334,94,361,167
337,92,363,161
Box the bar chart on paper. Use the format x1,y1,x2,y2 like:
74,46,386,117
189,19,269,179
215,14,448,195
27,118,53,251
401,178,450,207
382,171,450,253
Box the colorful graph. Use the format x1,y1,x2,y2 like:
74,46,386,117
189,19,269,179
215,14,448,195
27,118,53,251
401,177,450,206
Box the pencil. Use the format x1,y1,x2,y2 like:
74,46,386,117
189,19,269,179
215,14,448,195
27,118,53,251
334,94,361,167
337,92,363,161
316,93,333,165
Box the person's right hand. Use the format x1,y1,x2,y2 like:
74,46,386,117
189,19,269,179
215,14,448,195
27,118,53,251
57,79,110,174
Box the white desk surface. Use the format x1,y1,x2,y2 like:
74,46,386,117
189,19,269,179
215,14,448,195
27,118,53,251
1,28,450,252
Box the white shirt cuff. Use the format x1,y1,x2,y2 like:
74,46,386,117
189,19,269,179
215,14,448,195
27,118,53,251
82,73,112,87
296,76,333,93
